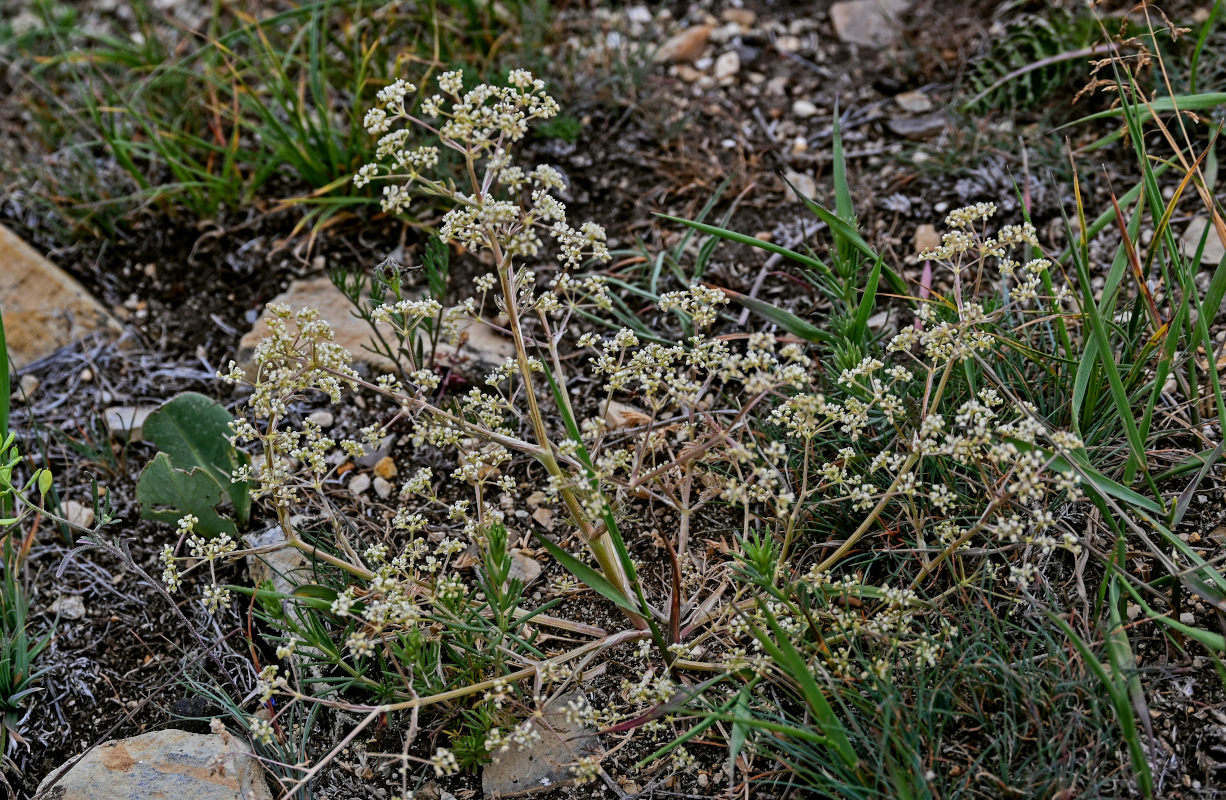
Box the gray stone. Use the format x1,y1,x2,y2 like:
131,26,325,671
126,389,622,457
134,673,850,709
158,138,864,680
482,692,601,797
887,112,948,140
1181,216,1226,266
50,594,86,621
508,550,542,584
0,224,123,370
830,0,911,47
348,473,372,496
35,729,273,800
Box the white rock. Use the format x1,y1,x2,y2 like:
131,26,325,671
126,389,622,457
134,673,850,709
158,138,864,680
774,34,802,53
17,373,38,400
51,594,86,620
625,5,651,24
373,476,393,499
63,500,95,530
306,410,334,428
792,99,819,118
36,729,273,800
104,405,157,441
349,473,372,495
783,170,817,202
894,90,934,113
713,50,741,80
246,524,312,596
830,0,911,47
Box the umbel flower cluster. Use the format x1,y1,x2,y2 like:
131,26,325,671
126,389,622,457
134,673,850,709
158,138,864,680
156,68,1095,785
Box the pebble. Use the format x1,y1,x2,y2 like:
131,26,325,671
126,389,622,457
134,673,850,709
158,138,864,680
792,99,819,118
895,90,934,113
64,499,96,530
625,5,651,24
783,170,817,202
51,594,87,620
1180,612,1196,625
104,405,157,442
655,24,712,63
373,455,398,480
1180,217,1225,265
913,224,940,254
373,476,393,499
349,473,372,495
774,34,802,53
721,8,755,26
887,112,948,140
17,374,38,399
306,410,334,428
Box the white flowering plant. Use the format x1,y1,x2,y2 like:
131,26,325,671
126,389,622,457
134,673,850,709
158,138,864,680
142,41,1226,794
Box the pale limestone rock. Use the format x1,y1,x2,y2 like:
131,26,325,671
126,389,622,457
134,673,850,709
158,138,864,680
0,224,122,369
35,729,272,800
237,277,394,375
830,0,911,47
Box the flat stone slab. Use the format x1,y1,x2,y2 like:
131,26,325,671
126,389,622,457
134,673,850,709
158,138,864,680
482,692,601,798
237,277,396,375
0,223,122,368
830,0,911,47
36,729,273,800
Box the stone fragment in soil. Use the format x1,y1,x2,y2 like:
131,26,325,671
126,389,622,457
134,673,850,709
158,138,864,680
713,50,740,80
792,99,819,118
356,435,395,468
509,549,543,584
237,277,394,375
50,594,86,621
63,499,96,530
887,112,948,140
603,400,651,430
433,317,518,381
373,455,398,480
35,729,273,800
349,473,372,496
104,405,157,442
830,0,911,47
654,24,713,63
783,170,818,202
0,223,124,370
15,373,39,400
246,524,312,597
1180,216,1226,266
722,8,755,26
307,409,334,428
481,691,601,798
531,506,555,531
894,89,934,113
913,224,940,254
373,476,393,499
